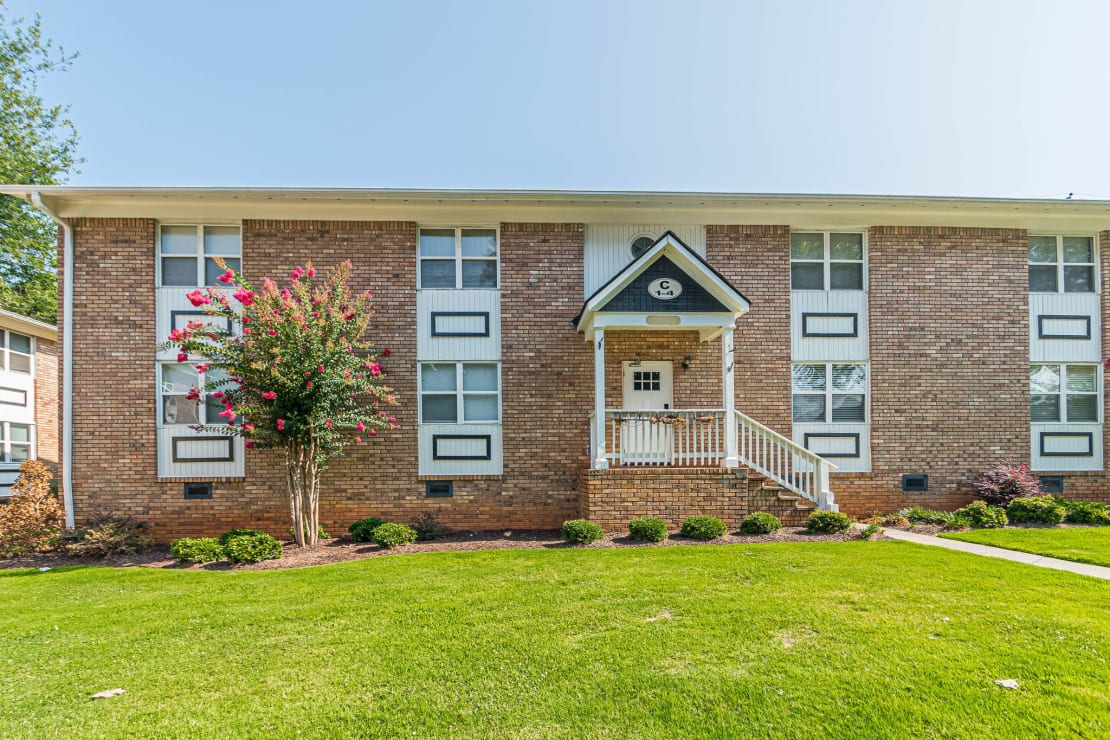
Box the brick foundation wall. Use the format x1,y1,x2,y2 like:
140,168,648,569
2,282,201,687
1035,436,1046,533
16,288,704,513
580,467,749,530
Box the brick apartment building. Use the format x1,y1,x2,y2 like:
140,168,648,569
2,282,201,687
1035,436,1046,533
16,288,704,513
3,187,1108,539
0,309,58,497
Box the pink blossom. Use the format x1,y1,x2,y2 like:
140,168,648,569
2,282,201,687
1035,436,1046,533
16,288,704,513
244,328,251,335
289,266,306,282
306,381,313,389
355,436,362,443
185,387,200,401
232,289,256,306
281,288,292,300
195,363,210,373
369,363,382,377
245,441,255,450
262,390,277,400
243,423,255,431
268,329,277,336
212,391,223,398
344,312,355,322
388,416,396,423
242,316,249,323
356,422,365,431
325,419,332,429
312,312,319,318
382,348,392,357
177,352,188,362
218,408,236,421
317,365,325,373
217,269,235,284
186,289,212,307
307,268,316,278
276,419,285,431
273,309,281,316
369,429,377,437
168,328,186,342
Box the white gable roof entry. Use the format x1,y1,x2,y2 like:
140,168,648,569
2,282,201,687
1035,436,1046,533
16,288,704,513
574,231,750,341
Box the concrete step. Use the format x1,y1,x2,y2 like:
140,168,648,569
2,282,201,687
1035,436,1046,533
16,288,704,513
776,492,800,501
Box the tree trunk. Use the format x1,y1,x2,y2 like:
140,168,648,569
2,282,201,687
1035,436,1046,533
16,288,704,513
286,441,321,547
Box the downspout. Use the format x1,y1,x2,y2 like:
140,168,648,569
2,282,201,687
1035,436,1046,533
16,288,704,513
28,192,75,527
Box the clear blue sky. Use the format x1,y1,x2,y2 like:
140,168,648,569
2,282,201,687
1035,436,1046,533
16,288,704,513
7,0,1110,197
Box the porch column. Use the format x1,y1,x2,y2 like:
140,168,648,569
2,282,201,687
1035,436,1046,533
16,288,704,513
592,329,609,469
722,325,739,468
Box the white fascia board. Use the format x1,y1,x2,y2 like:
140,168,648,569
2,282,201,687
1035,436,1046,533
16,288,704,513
582,312,737,341
0,309,57,340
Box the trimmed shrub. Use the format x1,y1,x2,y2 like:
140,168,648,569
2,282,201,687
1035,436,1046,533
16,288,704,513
863,512,911,528
859,522,882,540
739,512,783,535
1061,499,1110,525
955,501,1008,529
681,515,728,540
1007,495,1066,525
348,517,385,543
372,522,418,549
972,462,1041,507
289,525,331,541
805,510,854,534
170,537,225,564
898,507,956,526
224,532,282,564
562,519,604,545
64,514,153,557
219,528,266,546
628,517,668,542
0,461,65,556
410,512,451,541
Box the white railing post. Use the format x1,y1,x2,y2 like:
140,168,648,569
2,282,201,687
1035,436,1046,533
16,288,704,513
721,326,739,468
592,329,608,469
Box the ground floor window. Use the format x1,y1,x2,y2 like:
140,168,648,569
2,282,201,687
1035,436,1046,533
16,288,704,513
1030,364,1099,422
0,422,33,463
791,363,868,423
159,363,230,426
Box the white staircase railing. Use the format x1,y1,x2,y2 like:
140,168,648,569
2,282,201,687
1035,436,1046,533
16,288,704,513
734,409,838,511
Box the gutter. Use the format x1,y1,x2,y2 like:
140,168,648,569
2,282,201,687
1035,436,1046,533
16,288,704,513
28,192,75,528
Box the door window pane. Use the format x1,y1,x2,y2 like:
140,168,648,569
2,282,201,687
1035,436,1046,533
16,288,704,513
790,263,824,290
790,234,823,260
160,226,197,254
1064,265,1093,293
461,229,497,257
420,260,456,288
830,263,863,289
1030,395,1060,422
203,227,241,255
1062,237,1092,263
792,364,826,391
421,395,458,423
792,395,826,422
461,260,497,288
463,364,498,391
463,395,498,421
421,364,457,392
162,257,197,286
419,229,456,257
830,234,863,260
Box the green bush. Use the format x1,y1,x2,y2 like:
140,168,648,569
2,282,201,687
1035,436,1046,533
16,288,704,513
955,501,1008,529
170,537,225,564
63,514,153,557
898,507,958,526
218,528,266,546
628,517,668,542
739,512,782,535
371,522,418,549
805,510,854,534
864,512,911,528
1007,496,1065,525
288,524,331,540
224,532,282,564
562,519,604,545
410,512,451,541
347,517,385,542
859,522,882,540
680,515,728,540
1061,499,1110,525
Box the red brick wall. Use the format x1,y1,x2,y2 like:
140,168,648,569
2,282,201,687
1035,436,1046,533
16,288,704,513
603,330,720,409
32,336,59,469
580,467,748,529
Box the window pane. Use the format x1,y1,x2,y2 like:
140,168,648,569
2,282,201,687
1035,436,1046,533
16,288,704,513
830,234,863,260
461,260,497,288
790,263,824,290
421,394,458,423
792,394,826,422
830,263,863,290
463,394,498,421
1030,394,1060,422
162,257,197,286
163,395,201,425
1064,265,1093,293
463,364,498,391
461,229,497,257
1067,366,1097,393
831,394,866,422
203,226,241,255
8,332,31,353
419,229,456,257
1062,237,1092,263
1067,394,1098,422
1028,265,1057,292
1030,365,1060,394
832,364,866,391
206,257,241,285
1028,236,1057,263
792,364,826,391
162,364,197,394
10,444,30,462
160,226,197,254
790,234,823,260
9,424,30,442
205,397,229,425
421,363,457,392
9,354,30,373
420,260,456,288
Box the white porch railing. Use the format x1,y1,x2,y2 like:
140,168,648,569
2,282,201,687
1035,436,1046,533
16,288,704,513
734,409,837,511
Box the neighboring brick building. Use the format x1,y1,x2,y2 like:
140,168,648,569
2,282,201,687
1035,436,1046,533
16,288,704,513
3,187,1109,538
0,309,58,497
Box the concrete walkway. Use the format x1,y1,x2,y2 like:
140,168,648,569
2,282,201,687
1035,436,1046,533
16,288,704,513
880,527,1110,580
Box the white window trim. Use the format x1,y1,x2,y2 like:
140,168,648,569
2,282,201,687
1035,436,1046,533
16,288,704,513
0,330,35,376
417,226,500,290
790,231,867,292
1028,234,1099,295
0,421,35,464
791,362,870,424
1030,363,1102,424
156,223,243,288
418,361,501,425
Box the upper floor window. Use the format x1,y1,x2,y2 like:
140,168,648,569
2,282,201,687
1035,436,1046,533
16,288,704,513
790,233,864,290
419,228,498,289
1,331,32,374
1028,236,1095,293
419,362,500,423
159,225,242,287
1030,364,1099,422
792,363,868,423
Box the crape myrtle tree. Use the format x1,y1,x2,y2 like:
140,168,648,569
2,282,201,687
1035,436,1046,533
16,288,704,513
163,260,398,547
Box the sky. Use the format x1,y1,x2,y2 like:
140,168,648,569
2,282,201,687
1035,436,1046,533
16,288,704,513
6,0,1110,198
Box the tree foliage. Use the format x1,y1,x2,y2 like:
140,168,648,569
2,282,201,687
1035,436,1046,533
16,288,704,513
0,3,80,323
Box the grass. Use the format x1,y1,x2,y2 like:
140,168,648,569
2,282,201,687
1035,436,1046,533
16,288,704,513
1,541,1109,737
941,526,1110,568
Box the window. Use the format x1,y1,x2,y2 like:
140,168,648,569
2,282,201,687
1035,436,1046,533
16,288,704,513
159,225,242,287
1030,364,1099,422
159,363,231,426
419,362,499,423
0,422,33,463
792,363,868,423
630,235,655,258
1028,236,1095,293
418,228,498,289
1,331,32,374
632,370,661,392
790,233,864,290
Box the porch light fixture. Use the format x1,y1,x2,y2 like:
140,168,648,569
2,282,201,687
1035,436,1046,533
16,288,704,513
681,355,692,370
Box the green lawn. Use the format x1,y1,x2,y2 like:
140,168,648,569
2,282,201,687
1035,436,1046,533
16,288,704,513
941,526,1110,568
2,542,1109,738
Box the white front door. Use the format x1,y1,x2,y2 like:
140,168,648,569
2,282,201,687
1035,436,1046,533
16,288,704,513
621,361,674,464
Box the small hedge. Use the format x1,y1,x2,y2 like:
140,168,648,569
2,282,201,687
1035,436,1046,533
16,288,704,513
170,537,225,564
1061,499,1110,525
899,507,959,527
218,528,266,546
628,517,668,542
223,532,282,564
972,462,1042,507
1007,496,1066,525
371,522,418,549
955,501,1007,529
805,510,854,534
348,517,384,543
739,512,782,535
562,519,604,545
680,515,727,540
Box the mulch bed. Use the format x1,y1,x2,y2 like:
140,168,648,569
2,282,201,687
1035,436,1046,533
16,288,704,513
0,526,879,572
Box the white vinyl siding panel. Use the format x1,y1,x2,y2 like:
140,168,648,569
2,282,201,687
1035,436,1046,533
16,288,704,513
583,225,706,296
792,423,871,473
416,289,500,361
156,427,244,478
418,424,503,476
1032,424,1103,471
791,291,869,361
1029,293,1101,363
